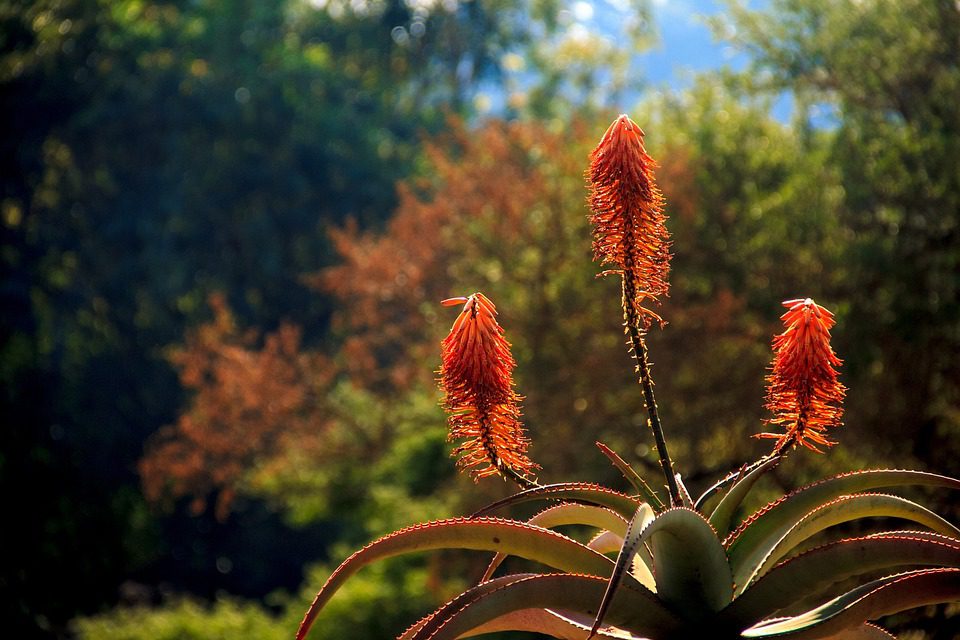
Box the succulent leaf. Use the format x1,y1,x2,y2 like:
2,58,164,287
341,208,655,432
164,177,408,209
481,503,629,581
725,534,960,626
696,468,744,513
422,573,679,640
818,623,896,639
596,441,666,511
736,492,960,592
588,530,625,555
726,469,960,593
741,568,960,638
296,517,618,640
593,507,732,635
645,508,733,613
674,474,694,508
709,456,781,537
472,482,641,519
864,529,960,543
402,573,641,640
585,530,658,591
591,503,657,636
398,573,535,640
460,608,644,639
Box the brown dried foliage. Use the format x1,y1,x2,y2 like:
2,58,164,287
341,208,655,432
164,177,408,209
140,118,705,514
310,118,583,391
139,293,331,519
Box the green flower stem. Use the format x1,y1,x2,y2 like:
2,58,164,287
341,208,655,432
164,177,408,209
622,284,681,507
497,461,539,490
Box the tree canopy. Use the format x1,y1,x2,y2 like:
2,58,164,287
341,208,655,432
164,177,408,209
2,1,958,638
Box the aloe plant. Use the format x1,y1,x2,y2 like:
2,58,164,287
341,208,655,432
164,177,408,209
296,116,960,639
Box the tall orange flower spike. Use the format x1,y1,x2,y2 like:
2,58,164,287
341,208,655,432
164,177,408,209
757,298,847,453
588,114,671,329
439,293,538,484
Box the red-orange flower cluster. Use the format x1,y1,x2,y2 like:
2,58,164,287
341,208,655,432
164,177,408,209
757,298,846,453
588,114,671,328
439,293,538,481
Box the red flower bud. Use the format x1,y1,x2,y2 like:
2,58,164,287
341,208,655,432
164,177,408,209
588,114,671,329
757,298,846,452
439,293,538,481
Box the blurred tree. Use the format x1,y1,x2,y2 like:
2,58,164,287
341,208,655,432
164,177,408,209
138,293,331,520
7,0,960,638
147,106,853,526
718,0,960,477
1,0,591,636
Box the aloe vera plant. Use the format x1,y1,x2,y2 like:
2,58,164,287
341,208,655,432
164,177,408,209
296,116,960,639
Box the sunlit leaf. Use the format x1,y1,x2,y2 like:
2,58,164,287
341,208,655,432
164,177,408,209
726,469,960,594
418,573,679,640
596,441,666,511
725,534,960,626
645,508,733,613
741,568,960,638
472,483,641,520
709,456,780,537
481,503,629,581
296,517,616,640
592,507,731,635
735,492,960,591
590,503,657,635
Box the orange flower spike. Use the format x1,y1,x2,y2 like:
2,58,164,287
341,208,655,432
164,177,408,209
439,293,538,484
758,298,847,454
588,114,671,329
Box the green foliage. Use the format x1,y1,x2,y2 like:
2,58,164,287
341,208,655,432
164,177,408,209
74,556,453,640
2,0,591,634
716,0,960,476
73,597,289,640
5,0,960,638
247,381,456,536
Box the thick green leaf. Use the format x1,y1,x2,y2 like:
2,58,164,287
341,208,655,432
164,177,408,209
741,568,960,638
592,507,731,636
725,534,960,626
736,493,960,591
695,456,778,513
675,474,694,508
296,517,616,640
709,456,781,537
726,469,960,594
589,530,625,555
462,608,643,639
819,623,895,639
646,508,733,613
864,529,960,543
405,574,644,639
590,503,657,636
586,531,656,590
472,483,641,520
596,441,666,511
398,574,535,640
481,503,629,581
421,573,679,640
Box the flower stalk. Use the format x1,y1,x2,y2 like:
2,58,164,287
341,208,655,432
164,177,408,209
588,114,681,507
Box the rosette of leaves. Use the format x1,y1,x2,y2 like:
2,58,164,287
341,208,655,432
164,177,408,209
296,457,960,639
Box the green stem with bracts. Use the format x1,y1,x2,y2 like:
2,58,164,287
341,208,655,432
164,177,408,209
622,276,682,508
